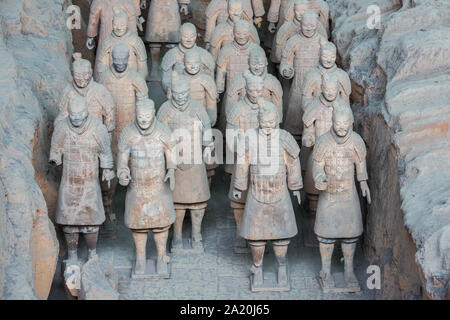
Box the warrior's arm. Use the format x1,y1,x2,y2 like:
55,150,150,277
134,39,149,79
204,82,218,127
302,106,316,147
97,125,114,169
270,78,283,122
274,24,293,62
204,10,219,45
280,39,295,79
215,60,227,94
133,74,149,98
285,152,303,190
249,25,261,45
87,0,102,38
201,50,216,76
98,88,115,133
96,44,111,79
251,0,265,18
209,39,222,62
49,124,65,166
117,129,131,177
54,87,71,125
267,0,281,24
301,71,319,111
234,145,250,191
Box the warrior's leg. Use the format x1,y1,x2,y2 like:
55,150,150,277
307,193,319,212
272,239,290,286
172,209,186,248
63,227,79,262
190,209,205,249
318,237,335,287
148,43,161,81
83,226,99,260
101,177,117,233
233,207,247,249
132,229,148,275
342,238,359,285
249,240,266,286
153,226,170,274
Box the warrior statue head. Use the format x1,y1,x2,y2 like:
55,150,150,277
301,11,318,38
332,102,354,137
112,43,130,73
72,53,92,88
294,0,309,22
320,42,337,69
248,47,267,77
245,73,265,104
321,73,338,102
228,0,244,24
180,23,197,50
135,93,156,131
112,7,129,37
234,20,251,46
259,101,280,135
68,95,89,128
171,72,191,110
184,49,201,76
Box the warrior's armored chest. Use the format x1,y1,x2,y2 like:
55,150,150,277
323,143,354,194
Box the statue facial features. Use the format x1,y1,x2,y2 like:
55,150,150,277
136,107,155,130
333,113,352,137
320,49,336,69
249,56,266,76
301,17,317,38
260,118,277,135
234,28,250,45
113,18,128,37
69,104,89,128
185,56,201,75
228,3,243,23
181,30,197,49
112,51,129,73
322,81,338,102
73,71,91,88
172,88,190,108
246,83,264,104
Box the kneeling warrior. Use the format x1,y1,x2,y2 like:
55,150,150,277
312,105,371,292
118,96,177,276
233,103,302,290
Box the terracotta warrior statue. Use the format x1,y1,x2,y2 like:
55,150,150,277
205,0,265,47
301,42,351,112
233,104,302,290
144,0,190,81
50,95,115,264
303,73,341,213
283,0,329,36
312,104,371,292
226,74,267,252
55,53,116,230
181,50,218,185
118,97,176,277
208,0,260,61
161,23,215,94
87,0,139,50
157,74,214,252
95,7,148,81
280,11,326,138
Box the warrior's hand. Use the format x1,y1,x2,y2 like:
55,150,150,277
281,67,294,79
302,135,315,148
254,17,263,29
137,16,145,32
233,189,242,200
314,174,328,191
268,22,276,33
86,37,96,50
203,145,214,164
140,0,147,10
293,190,301,205
164,169,176,191
102,169,116,189
217,87,224,95
360,180,371,205
205,42,211,50
118,171,131,186
180,4,189,15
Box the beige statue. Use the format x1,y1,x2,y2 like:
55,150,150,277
144,0,190,81
233,104,302,291
312,104,371,292
157,74,214,253
208,0,260,62
226,74,267,253
181,50,218,184
283,0,329,36
205,0,265,46
302,73,341,212
280,11,326,137
55,53,116,231
301,42,351,112
87,0,139,50
50,95,115,264
95,7,148,81
118,97,176,277
161,23,215,94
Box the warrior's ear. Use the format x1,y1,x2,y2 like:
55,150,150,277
73,52,82,61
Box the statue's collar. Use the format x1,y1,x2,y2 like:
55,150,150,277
72,78,93,96
111,66,129,79
244,96,259,110
320,95,334,108
233,39,251,51
318,63,337,74
68,114,92,135
135,118,156,136
331,128,352,144
179,43,197,53
171,99,190,112
112,30,130,40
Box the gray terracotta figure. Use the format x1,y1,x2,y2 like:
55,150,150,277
161,23,215,94
87,0,139,51
95,7,148,81
157,74,214,253
117,97,176,277
280,11,326,138
49,95,115,264
55,53,116,229
208,0,260,62
205,0,265,47
302,73,341,212
144,0,190,81
283,0,329,36
233,103,302,291
312,104,371,293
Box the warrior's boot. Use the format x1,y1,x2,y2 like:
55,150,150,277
273,241,289,286
172,209,186,249
233,208,248,249
65,232,79,263
318,240,335,288
191,209,205,249
154,229,170,274
250,242,266,286
148,45,161,81
342,240,358,286
132,231,148,275
84,232,99,260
